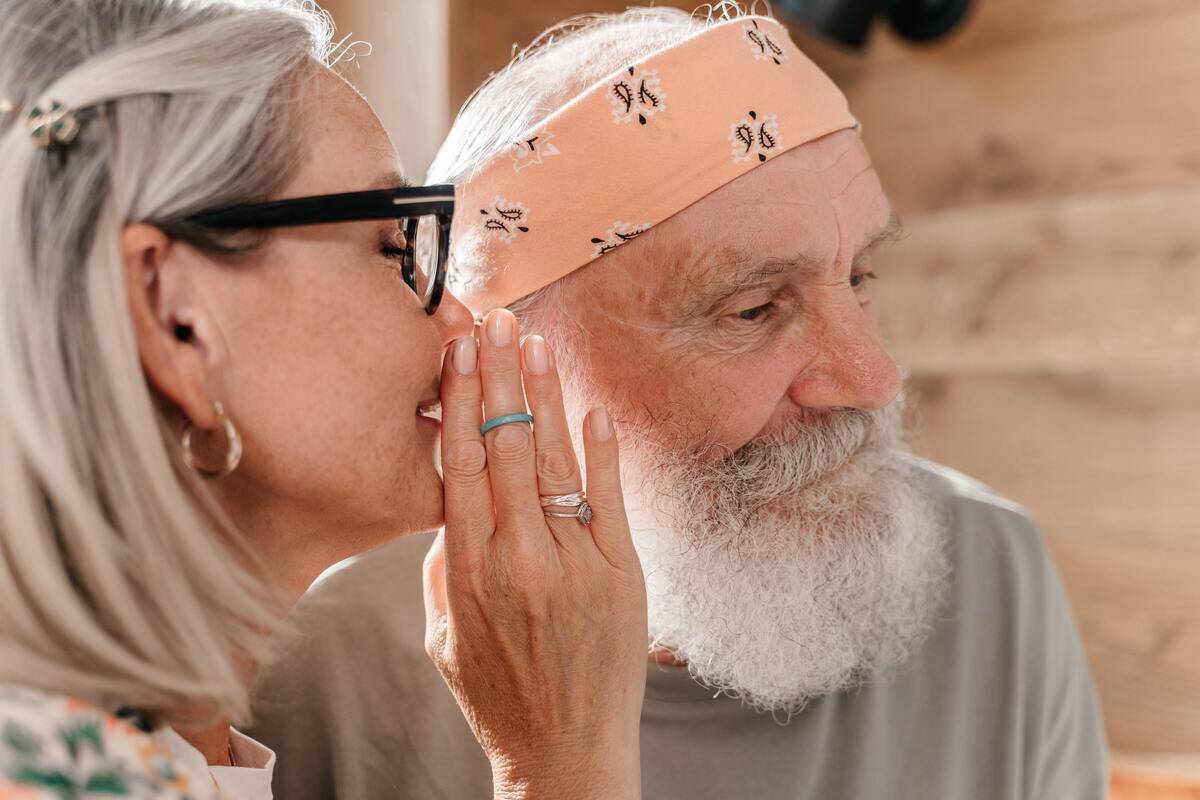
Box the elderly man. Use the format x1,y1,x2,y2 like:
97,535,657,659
250,7,1108,799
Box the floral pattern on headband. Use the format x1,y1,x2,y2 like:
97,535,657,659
507,131,560,172
610,67,666,126
729,110,782,164
744,19,788,65
590,222,651,256
480,198,530,243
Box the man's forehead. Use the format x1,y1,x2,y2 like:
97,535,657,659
662,213,831,297
652,137,887,294
569,131,888,316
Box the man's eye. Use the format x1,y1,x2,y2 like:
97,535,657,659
735,302,774,321
850,271,877,288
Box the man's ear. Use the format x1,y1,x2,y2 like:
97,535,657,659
122,224,224,430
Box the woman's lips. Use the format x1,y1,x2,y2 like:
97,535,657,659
417,401,442,426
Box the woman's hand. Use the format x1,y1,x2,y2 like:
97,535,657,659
423,308,648,800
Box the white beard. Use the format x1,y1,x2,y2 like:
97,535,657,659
622,399,950,716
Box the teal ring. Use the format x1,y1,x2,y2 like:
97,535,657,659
480,412,534,436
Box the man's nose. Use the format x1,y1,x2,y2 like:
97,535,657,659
786,301,902,412
431,289,477,345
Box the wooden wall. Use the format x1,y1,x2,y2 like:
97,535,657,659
320,0,450,180
446,0,1200,753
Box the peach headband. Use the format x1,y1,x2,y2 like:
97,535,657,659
452,15,857,312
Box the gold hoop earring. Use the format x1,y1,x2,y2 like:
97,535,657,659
181,401,242,480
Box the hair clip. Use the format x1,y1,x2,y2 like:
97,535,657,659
26,99,80,149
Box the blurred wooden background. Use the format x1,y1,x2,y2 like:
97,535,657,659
333,0,1200,756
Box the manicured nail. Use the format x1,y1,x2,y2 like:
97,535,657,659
524,335,550,375
452,336,477,375
486,309,514,346
589,404,612,441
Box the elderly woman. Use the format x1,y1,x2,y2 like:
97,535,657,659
0,1,646,798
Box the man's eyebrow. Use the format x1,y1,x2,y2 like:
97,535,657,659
854,212,905,266
677,212,904,320
368,170,411,190
679,251,822,319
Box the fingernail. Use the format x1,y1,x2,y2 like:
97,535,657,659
524,335,550,375
486,309,514,347
452,336,477,375
589,404,612,441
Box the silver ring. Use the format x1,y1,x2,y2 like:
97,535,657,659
543,501,593,526
539,491,585,509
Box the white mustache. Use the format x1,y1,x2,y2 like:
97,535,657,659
658,403,901,542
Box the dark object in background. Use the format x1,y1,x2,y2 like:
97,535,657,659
774,0,974,48
886,0,974,42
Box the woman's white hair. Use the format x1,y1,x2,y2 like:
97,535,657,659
428,1,770,326
0,0,340,727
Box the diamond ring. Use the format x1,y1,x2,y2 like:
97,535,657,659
543,502,594,526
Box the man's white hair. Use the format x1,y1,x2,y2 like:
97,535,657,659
429,1,771,323
0,0,342,727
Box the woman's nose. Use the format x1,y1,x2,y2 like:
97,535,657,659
432,289,476,344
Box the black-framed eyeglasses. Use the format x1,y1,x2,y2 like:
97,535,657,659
185,184,455,314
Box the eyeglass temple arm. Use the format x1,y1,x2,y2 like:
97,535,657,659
187,186,456,229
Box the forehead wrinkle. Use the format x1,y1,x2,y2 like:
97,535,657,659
660,206,895,319
650,237,747,316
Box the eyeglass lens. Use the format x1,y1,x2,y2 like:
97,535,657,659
405,215,441,311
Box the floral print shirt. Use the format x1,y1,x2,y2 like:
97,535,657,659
0,686,271,799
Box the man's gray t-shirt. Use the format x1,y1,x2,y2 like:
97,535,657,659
249,460,1108,799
